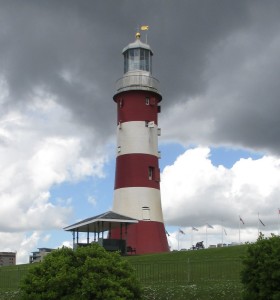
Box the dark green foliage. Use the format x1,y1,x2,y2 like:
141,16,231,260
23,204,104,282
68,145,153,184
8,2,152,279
241,233,280,300
20,244,141,300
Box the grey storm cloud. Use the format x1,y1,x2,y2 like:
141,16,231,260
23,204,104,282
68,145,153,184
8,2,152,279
1,0,280,153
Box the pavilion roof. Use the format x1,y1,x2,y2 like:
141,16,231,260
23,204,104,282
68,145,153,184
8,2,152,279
63,211,138,233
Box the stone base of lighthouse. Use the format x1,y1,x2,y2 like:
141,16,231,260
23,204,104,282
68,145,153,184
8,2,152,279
110,220,169,254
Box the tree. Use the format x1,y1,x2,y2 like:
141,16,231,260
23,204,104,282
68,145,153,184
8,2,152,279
21,244,141,300
241,233,280,300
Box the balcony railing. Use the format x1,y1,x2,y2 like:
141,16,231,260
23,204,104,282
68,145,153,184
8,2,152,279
115,74,160,94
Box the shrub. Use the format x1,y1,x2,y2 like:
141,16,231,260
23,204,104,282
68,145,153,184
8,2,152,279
241,233,280,300
21,244,141,300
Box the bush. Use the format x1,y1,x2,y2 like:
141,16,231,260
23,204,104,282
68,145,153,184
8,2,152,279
241,233,280,300
21,244,141,300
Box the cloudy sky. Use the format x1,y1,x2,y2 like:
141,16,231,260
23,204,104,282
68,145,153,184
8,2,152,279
1,0,280,262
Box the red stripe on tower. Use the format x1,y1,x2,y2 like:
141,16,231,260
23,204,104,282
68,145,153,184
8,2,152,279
110,31,169,254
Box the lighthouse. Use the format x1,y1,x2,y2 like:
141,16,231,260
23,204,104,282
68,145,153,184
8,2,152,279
110,31,169,254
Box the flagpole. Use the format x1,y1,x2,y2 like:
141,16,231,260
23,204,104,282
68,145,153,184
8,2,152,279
178,230,180,250
206,226,208,248
191,228,193,249
258,212,260,237
221,220,224,247
278,208,280,235
222,226,224,247
239,216,241,244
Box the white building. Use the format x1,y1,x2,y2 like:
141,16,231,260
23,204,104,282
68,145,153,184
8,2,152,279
30,248,54,263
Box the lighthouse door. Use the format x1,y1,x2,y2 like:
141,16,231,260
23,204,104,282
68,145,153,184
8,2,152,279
142,206,151,220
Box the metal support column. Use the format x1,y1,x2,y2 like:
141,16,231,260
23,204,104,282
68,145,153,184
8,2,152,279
101,222,104,239
76,230,79,245
108,223,112,238
72,231,75,248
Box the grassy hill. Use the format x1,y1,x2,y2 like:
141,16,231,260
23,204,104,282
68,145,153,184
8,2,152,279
126,245,247,300
0,245,248,300
126,244,248,263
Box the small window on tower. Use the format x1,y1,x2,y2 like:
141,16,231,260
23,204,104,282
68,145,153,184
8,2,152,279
148,166,154,180
145,97,150,105
142,206,151,220
119,99,123,108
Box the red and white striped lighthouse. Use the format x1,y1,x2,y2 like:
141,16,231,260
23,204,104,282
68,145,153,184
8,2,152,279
111,31,169,254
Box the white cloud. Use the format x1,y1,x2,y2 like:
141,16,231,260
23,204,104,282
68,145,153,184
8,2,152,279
0,87,109,257
0,231,41,264
60,240,73,249
88,195,97,206
42,234,51,242
161,147,280,234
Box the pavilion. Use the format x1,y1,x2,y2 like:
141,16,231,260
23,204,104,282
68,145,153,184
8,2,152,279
64,211,138,254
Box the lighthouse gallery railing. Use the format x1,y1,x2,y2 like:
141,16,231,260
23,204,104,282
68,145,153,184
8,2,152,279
115,74,160,93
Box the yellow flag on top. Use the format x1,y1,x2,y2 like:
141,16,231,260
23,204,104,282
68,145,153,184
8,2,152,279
140,25,149,31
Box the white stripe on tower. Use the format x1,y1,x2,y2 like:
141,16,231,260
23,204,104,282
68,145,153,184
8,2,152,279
116,121,160,157
113,187,163,222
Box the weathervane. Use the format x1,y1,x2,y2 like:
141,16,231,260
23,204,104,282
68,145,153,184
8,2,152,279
136,25,149,43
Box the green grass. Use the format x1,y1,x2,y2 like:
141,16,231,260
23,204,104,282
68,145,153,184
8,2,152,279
126,244,248,263
126,245,248,300
0,264,31,289
0,264,32,300
0,245,248,300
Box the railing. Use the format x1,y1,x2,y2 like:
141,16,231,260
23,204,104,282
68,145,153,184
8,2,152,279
0,266,30,290
131,259,242,286
0,259,242,292
115,74,160,93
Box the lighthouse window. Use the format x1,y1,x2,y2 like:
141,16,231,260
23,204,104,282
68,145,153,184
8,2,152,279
140,49,151,72
142,206,151,220
124,52,128,73
140,49,148,71
124,48,152,73
148,166,154,180
145,97,150,105
127,49,140,71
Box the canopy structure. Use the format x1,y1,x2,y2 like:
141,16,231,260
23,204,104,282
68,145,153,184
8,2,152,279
64,211,139,254
64,211,138,233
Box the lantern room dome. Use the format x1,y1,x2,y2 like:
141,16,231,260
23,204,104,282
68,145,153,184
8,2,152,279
122,38,153,55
